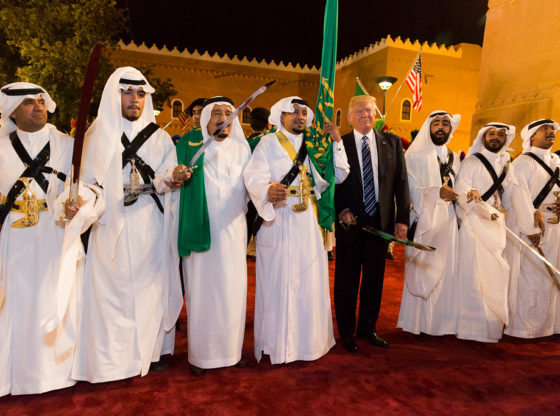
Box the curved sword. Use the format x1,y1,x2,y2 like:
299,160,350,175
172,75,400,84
188,80,275,168
362,226,436,251
504,226,560,291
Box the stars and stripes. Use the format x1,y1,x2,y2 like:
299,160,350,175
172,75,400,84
406,54,422,112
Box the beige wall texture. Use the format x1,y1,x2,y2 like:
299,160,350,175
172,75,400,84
472,0,560,154
107,34,482,152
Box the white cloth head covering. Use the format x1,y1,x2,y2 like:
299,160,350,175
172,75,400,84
467,122,516,157
268,96,314,129
0,82,56,137
520,118,559,152
405,110,461,188
82,66,155,257
407,110,461,155
200,97,246,143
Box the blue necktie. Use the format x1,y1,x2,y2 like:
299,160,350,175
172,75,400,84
361,136,377,216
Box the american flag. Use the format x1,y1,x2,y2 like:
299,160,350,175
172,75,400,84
406,54,422,111
177,110,189,126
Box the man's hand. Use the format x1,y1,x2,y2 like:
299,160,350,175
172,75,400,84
339,208,357,226
166,165,192,188
440,185,459,202
324,122,342,143
534,210,545,236
553,199,560,216
466,189,482,203
394,223,408,239
64,196,84,221
267,181,287,203
527,233,541,247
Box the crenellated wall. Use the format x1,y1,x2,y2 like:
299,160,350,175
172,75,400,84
107,36,481,152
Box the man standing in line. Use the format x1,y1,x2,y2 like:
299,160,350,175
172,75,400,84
185,97,206,131
244,96,344,364
177,97,251,375
246,107,271,151
335,95,409,353
0,82,76,395
398,111,460,341
505,119,560,339
454,122,516,342
73,67,187,382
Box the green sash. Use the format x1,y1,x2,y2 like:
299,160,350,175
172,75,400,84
176,128,210,257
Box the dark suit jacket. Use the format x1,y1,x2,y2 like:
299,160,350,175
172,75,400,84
335,130,410,233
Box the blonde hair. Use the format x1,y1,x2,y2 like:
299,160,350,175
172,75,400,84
348,95,376,115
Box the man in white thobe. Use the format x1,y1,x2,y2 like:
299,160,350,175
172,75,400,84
73,67,185,382
454,122,517,342
0,83,75,395
505,119,560,338
177,97,250,375
244,96,338,364
398,111,461,338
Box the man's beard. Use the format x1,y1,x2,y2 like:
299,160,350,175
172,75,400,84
292,127,304,134
123,113,140,122
483,139,504,153
430,130,450,146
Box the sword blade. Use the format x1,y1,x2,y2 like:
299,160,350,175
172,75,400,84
188,80,276,167
72,43,102,181
535,245,560,292
504,226,560,290
362,226,436,251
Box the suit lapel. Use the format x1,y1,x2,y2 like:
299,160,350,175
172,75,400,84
374,130,386,192
346,132,362,186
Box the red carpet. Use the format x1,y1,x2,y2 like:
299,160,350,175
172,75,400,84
2,246,560,415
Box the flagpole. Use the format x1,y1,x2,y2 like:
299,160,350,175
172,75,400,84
383,47,421,118
161,120,173,130
356,77,383,118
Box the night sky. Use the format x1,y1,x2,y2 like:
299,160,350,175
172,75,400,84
117,0,488,67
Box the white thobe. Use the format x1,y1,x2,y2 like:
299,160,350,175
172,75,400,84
0,125,75,396
182,137,250,369
73,118,182,382
454,149,513,342
398,146,460,335
244,128,337,364
505,148,560,338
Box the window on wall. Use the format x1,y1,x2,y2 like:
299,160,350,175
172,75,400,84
401,100,411,121
172,100,183,118
335,108,341,126
242,107,252,124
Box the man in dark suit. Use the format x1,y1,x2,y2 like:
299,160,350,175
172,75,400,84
331,95,410,352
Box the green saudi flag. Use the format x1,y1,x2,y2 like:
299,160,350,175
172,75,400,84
354,77,369,96
305,0,338,232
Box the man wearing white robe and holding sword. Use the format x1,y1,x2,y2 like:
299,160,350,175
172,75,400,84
454,122,517,343
72,67,187,383
505,119,560,339
176,96,251,376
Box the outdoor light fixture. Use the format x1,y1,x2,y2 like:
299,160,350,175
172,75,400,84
374,76,398,115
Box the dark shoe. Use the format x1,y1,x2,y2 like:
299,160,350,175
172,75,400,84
236,356,247,368
149,355,169,372
414,332,428,341
386,251,394,260
361,332,389,348
328,251,335,261
341,336,358,353
189,363,206,376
